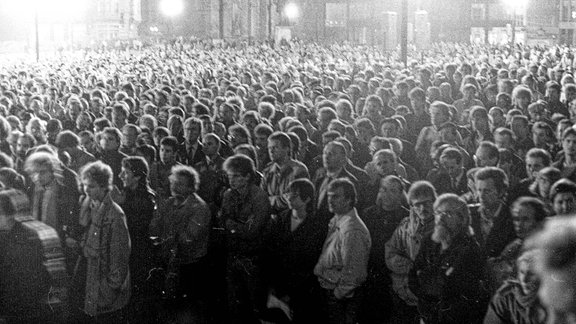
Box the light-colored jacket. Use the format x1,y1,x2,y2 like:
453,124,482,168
314,208,371,299
80,194,131,316
385,210,433,305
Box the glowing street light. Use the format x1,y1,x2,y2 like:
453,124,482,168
284,2,300,21
160,0,184,17
502,0,528,45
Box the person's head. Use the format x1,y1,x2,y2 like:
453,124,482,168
493,127,515,150
511,197,547,239
516,250,540,296
474,141,499,167
525,217,576,315
202,133,221,157
183,117,202,144
268,132,292,164
327,178,357,214
24,151,60,187
317,107,338,131
546,81,561,101
254,124,274,150
372,149,398,177
380,118,401,138
474,167,508,208
377,175,407,211
169,165,199,198
0,189,30,231
285,178,315,215
409,87,426,111
528,102,548,122
440,148,463,178
550,179,576,216
80,161,113,202
99,127,122,151
159,136,178,164
224,154,255,191
112,102,129,127
489,107,506,130
355,118,376,145
511,115,530,140
336,99,353,120
525,148,552,180
532,167,562,200
430,101,451,128
532,122,555,148
432,193,471,245
228,124,252,148
469,106,490,134
496,92,512,110
120,156,149,191
563,127,576,158
323,141,347,173
513,86,533,110
55,130,81,151
408,180,437,221
122,124,140,149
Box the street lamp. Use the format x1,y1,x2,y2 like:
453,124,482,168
160,0,184,17
284,2,299,24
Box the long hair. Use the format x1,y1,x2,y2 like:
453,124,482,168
121,156,155,197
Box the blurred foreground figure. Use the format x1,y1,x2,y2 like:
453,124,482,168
527,217,576,324
0,189,67,324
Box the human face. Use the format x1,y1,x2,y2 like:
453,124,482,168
410,195,435,221
119,166,140,190
268,139,289,164
255,133,268,150
357,126,373,145
430,106,448,128
381,122,398,138
219,106,234,122
374,153,396,176
536,174,553,198
532,128,550,147
475,179,501,209
512,120,528,139
169,174,190,198
441,157,461,178
159,145,176,164
28,164,55,187
526,156,546,180
432,204,461,244
323,143,346,172
563,134,576,157
227,171,250,191
518,260,539,295
474,147,498,167
512,204,537,239
377,179,403,211
100,132,119,151
471,116,489,133
16,138,32,157
327,186,352,215
184,123,201,144
122,128,138,148
202,136,219,157
490,110,506,129
553,192,576,216
364,100,380,117
82,177,107,202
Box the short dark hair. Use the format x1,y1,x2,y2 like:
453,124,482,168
223,154,256,177
56,130,80,149
328,178,357,208
171,164,200,193
407,180,437,202
474,166,509,192
160,136,179,150
268,132,292,151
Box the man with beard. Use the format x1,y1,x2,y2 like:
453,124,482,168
385,181,437,323
409,193,487,324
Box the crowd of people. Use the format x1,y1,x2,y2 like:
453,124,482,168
2,38,576,324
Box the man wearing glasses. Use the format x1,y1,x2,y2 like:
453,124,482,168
409,193,487,324
385,181,437,323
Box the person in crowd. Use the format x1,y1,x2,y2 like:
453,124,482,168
149,136,182,199
194,132,228,215
484,249,547,324
221,154,271,324
265,178,325,323
120,124,141,156
409,193,487,324
97,127,128,189
77,161,131,322
149,164,211,320
314,178,371,324
262,131,309,215
360,175,409,323
549,178,576,216
0,189,68,323
180,117,205,166
415,101,451,171
56,130,96,173
117,156,156,322
427,147,468,195
470,167,516,258
386,181,437,323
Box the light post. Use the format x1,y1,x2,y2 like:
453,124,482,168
284,2,299,25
